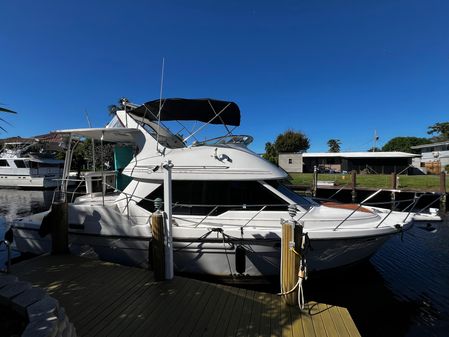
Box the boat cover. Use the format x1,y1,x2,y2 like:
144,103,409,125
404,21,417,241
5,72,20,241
130,98,241,126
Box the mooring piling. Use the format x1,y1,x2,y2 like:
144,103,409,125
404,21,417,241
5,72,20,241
280,205,305,308
440,172,447,211
351,170,357,202
50,194,69,255
150,203,165,281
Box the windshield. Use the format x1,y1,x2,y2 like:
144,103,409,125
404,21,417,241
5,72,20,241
266,180,318,210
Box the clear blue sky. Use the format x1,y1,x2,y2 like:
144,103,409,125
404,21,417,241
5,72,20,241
1,0,448,153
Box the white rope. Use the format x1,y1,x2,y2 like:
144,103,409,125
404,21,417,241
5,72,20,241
278,259,306,310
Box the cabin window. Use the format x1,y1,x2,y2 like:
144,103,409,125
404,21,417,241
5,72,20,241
138,180,288,215
38,163,63,168
0,160,9,167
288,159,292,164
14,160,27,168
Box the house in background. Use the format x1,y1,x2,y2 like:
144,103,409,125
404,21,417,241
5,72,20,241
410,140,449,174
279,152,419,174
278,153,303,173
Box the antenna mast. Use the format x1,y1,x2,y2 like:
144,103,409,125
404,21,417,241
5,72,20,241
156,58,165,153
84,109,95,171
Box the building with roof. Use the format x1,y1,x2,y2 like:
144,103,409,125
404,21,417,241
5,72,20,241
279,151,420,174
410,140,449,174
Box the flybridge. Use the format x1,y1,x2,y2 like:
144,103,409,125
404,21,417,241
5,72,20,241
119,97,250,148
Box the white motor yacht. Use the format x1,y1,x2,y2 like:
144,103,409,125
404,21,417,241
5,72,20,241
0,142,64,189
11,98,416,277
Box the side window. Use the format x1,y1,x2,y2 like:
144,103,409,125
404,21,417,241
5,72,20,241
137,181,287,215
288,158,292,164
0,160,9,167
14,160,27,168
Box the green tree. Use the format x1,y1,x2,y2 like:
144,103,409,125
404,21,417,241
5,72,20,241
382,137,428,153
427,122,449,141
274,129,310,153
56,138,114,174
262,142,278,164
327,139,341,153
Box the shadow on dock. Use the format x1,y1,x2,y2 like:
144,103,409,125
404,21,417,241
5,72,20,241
11,255,361,337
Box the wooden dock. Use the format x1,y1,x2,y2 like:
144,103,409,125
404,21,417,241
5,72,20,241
11,255,361,337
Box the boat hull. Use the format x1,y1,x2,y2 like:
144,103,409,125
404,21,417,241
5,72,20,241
12,226,394,276
0,175,60,188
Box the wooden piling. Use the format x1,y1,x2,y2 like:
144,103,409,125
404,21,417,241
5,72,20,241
390,172,397,189
281,221,301,306
312,166,318,197
390,173,397,210
151,211,165,281
440,172,447,212
50,202,69,255
351,171,357,203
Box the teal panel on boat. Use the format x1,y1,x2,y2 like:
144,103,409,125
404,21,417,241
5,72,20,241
114,145,133,190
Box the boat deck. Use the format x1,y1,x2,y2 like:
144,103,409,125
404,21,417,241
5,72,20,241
11,255,361,337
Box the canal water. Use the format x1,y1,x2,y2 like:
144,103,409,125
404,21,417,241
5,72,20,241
0,188,448,337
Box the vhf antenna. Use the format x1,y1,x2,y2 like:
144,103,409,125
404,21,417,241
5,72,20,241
156,57,165,153
84,109,95,171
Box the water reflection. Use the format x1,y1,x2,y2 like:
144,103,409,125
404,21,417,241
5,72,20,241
0,188,53,221
306,262,417,337
0,188,54,267
305,218,449,337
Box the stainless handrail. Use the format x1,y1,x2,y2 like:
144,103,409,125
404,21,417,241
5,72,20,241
327,182,351,200
333,189,383,231
415,194,443,214
194,206,219,228
241,205,267,228
332,189,429,231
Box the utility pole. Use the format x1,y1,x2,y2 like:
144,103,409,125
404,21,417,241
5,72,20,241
373,130,379,152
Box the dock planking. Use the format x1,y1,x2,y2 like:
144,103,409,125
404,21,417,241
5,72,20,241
11,255,360,337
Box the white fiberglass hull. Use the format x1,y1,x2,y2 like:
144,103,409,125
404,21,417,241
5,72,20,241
12,222,398,276
0,175,60,188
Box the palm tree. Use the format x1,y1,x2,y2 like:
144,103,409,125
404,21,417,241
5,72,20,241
327,139,341,153
107,98,129,116
0,105,17,133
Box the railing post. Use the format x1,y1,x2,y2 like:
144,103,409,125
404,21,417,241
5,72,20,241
351,170,357,203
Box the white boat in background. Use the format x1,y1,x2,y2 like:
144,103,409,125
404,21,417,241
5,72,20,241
11,98,416,278
0,141,64,189
412,208,442,222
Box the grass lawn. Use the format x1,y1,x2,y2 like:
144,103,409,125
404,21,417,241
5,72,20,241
289,173,448,192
